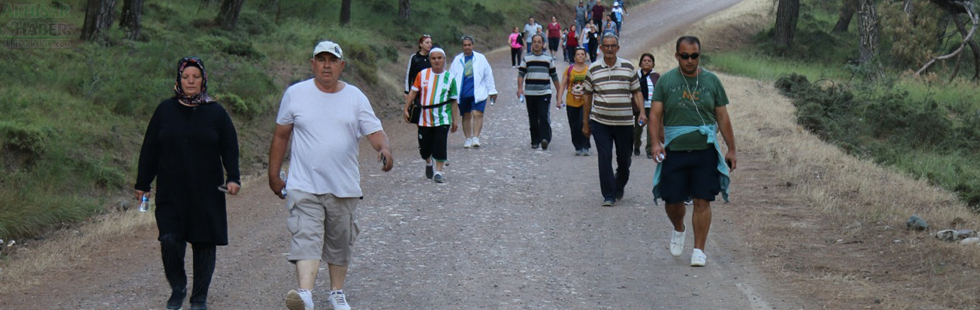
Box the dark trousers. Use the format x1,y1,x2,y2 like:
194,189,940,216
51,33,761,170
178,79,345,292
511,47,522,66
588,41,598,62
525,94,552,145
633,107,652,154
566,106,591,150
590,120,634,199
161,234,217,304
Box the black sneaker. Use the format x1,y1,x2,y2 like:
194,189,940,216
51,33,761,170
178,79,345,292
167,288,187,310
616,189,624,201
190,301,207,310
633,149,640,156
647,153,653,159
531,143,540,149
425,165,434,179
541,139,549,150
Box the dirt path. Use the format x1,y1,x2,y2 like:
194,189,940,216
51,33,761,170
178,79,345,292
0,1,812,309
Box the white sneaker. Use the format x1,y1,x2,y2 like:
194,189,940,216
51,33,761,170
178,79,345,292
669,226,686,257
472,137,481,147
285,289,314,310
328,290,351,310
463,138,473,148
691,249,707,267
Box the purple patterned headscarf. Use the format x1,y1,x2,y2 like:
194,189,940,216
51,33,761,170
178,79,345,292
173,57,214,105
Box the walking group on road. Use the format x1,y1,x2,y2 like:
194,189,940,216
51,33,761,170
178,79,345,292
131,2,737,307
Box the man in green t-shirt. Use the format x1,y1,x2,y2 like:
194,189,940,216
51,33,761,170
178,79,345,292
648,36,737,267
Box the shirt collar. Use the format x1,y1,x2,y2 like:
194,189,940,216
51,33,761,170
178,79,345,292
599,57,624,69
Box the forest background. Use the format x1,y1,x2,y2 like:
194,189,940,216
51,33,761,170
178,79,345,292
1,0,978,257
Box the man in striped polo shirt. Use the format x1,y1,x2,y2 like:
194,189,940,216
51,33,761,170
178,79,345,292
582,34,646,207
517,34,562,150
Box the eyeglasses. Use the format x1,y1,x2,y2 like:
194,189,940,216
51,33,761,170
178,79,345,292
679,53,700,60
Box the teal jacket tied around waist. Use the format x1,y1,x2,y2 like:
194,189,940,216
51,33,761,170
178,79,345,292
652,124,730,204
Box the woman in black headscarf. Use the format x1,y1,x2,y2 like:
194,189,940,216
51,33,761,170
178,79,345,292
135,57,240,310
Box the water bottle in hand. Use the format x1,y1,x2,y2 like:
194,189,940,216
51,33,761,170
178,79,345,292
138,194,150,212
279,171,288,197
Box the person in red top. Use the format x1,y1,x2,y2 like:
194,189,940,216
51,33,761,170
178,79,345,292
565,24,579,63
547,16,562,57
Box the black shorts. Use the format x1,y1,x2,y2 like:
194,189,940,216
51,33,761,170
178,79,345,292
417,125,450,161
659,148,721,204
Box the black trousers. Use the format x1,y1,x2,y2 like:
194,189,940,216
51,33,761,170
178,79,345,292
525,94,552,145
588,41,598,62
634,108,653,154
566,105,591,150
161,234,217,304
511,48,522,66
590,120,634,199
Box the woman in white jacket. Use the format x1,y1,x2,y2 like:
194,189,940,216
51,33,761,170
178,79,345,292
449,36,498,148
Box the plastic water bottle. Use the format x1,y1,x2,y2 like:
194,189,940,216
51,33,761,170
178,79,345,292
519,94,525,103
279,171,288,197
138,194,150,212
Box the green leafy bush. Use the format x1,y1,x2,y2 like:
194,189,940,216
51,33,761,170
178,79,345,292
0,121,53,154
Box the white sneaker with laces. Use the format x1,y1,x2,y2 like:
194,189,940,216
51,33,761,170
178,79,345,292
669,226,686,257
472,137,481,147
328,290,351,310
285,289,314,310
463,138,473,148
691,249,707,267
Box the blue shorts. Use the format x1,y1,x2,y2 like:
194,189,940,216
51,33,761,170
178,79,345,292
458,97,487,115
659,148,721,204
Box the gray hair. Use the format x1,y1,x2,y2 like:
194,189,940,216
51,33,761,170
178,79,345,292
601,33,619,45
461,35,475,44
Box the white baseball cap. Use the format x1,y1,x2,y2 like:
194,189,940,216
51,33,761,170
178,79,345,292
313,40,343,59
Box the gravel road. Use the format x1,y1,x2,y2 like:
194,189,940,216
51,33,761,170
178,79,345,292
0,1,809,309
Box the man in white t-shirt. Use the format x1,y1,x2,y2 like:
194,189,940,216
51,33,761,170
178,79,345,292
268,40,393,310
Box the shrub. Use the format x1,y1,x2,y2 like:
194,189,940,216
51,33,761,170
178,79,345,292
0,121,53,154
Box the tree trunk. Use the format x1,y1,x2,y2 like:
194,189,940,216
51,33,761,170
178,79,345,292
216,0,246,30
340,0,351,26
399,0,410,20
858,0,880,65
81,0,117,42
903,0,914,16
774,0,800,49
119,0,144,40
950,12,980,80
833,0,858,33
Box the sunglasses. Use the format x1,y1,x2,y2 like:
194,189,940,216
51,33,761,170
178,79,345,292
678,53,700,60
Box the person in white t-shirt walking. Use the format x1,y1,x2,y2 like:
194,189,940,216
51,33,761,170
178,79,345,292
269,40,394,310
